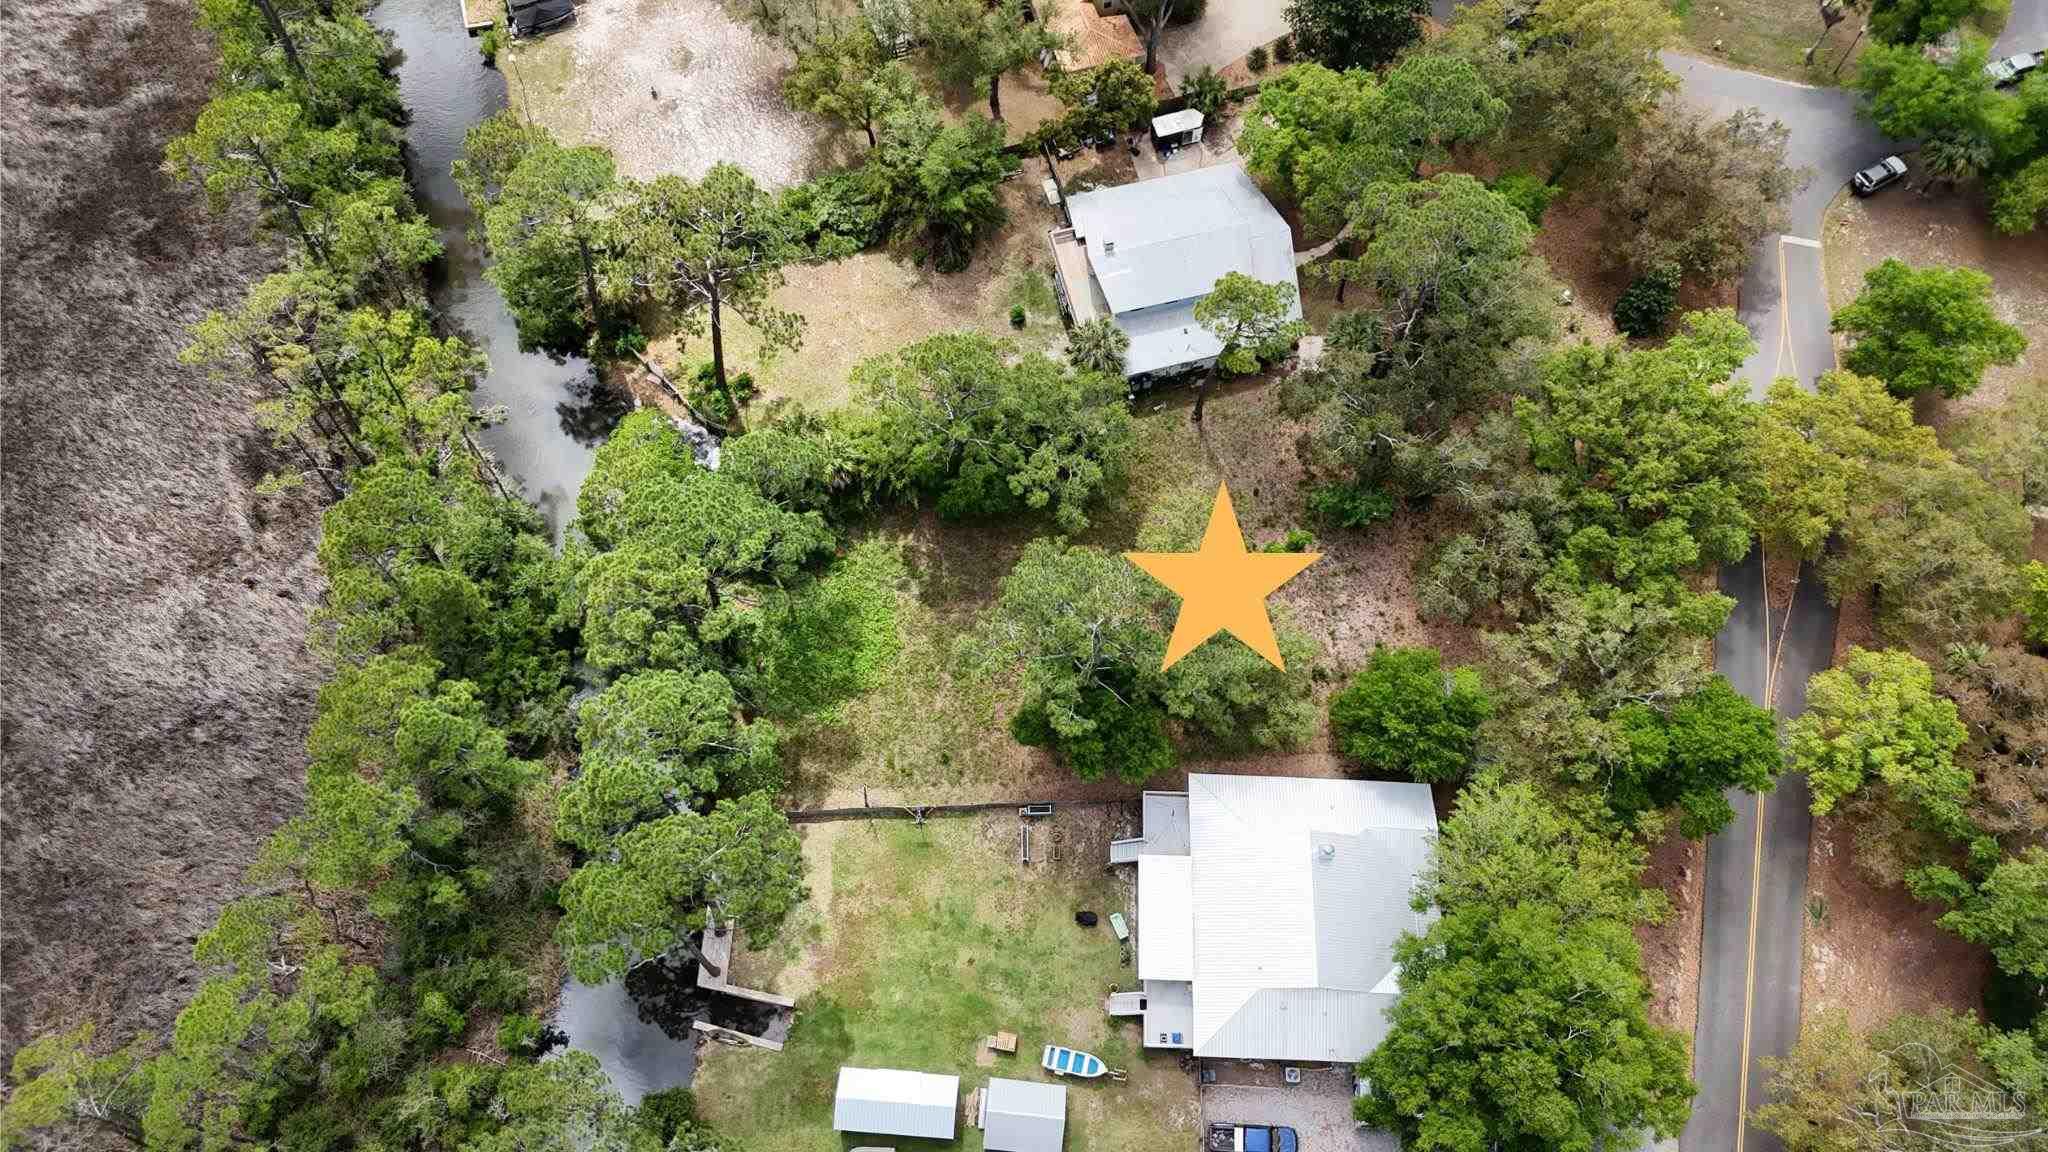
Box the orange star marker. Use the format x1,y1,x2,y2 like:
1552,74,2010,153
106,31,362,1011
1124,482,1321,672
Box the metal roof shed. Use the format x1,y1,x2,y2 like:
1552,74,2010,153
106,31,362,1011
980,1077,1069,1152
832,1067,959,1139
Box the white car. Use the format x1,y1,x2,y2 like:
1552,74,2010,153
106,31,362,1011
1987,50,2042,88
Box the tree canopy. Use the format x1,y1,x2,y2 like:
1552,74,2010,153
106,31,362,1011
1329,646,1491,782
1832,259,2027,400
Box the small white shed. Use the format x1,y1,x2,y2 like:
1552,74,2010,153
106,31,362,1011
1150,108,1204,149
832,1067,960,1139
980,1077,1069,1152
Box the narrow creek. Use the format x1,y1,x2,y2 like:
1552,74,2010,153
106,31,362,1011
374,0,741,1102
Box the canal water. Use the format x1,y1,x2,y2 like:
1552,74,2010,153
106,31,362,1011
374,0,719,1103
378,0,625,543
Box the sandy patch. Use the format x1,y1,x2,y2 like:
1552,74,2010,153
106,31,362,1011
502,0,838,184
1637,826,1705,1038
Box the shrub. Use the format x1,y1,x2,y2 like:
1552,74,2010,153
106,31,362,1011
1261,528,1318,553
1306,481,1394,530
1273,33,1296,61
603,320,650,360
1010,690,1176,782
1066,316,1131,376
685,362,758,425
1613,263,1681,338
1010,303,1028,328
478,22,503,65
1246,44,1270,71
1329,646,1491,782
1182,65,1229,118
2023,561,2048,650
1490,171,1558,227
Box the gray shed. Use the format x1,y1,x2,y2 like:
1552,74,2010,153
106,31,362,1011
832,1067,959,1140
980,1077,1068,1152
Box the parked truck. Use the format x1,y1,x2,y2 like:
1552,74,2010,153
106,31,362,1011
1206,1122,1300,1152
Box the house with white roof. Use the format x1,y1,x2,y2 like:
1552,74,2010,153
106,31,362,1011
1047,164,1301,382
1105,774,1438,1063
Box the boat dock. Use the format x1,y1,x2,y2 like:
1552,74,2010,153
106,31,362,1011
459,0,495,34
697,927,797,1009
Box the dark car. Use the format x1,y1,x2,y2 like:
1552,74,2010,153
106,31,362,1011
1851,155,1908,197
1207,1122,1301,1152
1987,50,2042,87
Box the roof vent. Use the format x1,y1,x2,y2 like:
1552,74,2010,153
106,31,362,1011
1319,842,1336,861
1103,240,1116,256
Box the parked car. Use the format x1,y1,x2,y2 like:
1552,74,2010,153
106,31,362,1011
1207,1122,1300,1152
1986,50,2041,87
1851,155,1908,197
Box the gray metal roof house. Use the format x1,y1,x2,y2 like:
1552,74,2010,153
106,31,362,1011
980,1077,1069,1152
1046,164,1301,381
832,1067,959,1139
1106,773,1438,1063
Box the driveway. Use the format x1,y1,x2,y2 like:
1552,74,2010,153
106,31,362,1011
1200,1079,1399,1152
1998,0,2048,55
1153,0,1289,83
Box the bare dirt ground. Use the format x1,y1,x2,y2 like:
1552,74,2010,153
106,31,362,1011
501,0,840,183
1638,828,1706,1038
1822,184,2048,432
1803,813,1988,1031
1,0,324,1083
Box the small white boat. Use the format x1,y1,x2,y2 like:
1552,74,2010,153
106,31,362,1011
1041,1044,1106,1078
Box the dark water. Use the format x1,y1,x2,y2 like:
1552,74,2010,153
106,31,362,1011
378,0,622,541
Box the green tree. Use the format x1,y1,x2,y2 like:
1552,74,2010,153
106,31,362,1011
852,331,1136,531
1286,0,1426,70
1434,0,1677,179
1238,63,1401,233
1868,0,1984,43
913,0,1059,120
1754,371,1927,559
1049,57,1158,140
1925,847,2048,980
163,88,380,261
468,128,619,354
1754,1011,1891,1152
1065,316,1130,376
1607,105,1808,284
1992,156,2048,235
1305,174,1555,500
1612,675,1782,837
1378,52,1508,172
608,165,804,426
1357,778,1694,1152
1787,647,1970,820
1832,259,2026,400
1191,273,1303,423
1329,646,1491,782
557,669,777,852
1180,63,1229,118
0,1024,151,1151
871,89,1016,270
556,793,805,982
784,29,893,148
1520,310,1761,586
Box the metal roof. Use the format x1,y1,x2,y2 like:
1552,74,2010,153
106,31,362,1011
832,1067,959,1138
1137,854,1194,981
1151,108,1205,136
1063,165,1299,318
981,1077,1068,1152
1174,773,1438,1062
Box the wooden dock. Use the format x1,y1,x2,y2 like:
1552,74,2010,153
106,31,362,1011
459,0,496,35
692,1021,784,1052
696,927,797,1009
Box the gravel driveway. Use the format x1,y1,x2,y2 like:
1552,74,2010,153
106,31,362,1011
1200,1080,1399,1152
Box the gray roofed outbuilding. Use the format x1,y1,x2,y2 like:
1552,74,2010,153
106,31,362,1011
980,1077,1069,1152
832,1067,959,1139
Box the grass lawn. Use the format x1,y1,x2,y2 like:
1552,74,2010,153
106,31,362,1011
1666,0,1866,84
690,815,1200,1152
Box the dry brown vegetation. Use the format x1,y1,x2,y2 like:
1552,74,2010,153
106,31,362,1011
1,0,323,1075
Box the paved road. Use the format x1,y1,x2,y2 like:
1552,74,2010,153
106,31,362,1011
1997,0,2048,55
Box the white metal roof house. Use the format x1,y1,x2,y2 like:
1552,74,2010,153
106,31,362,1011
1107,773,1438,1063
1046,164,1301,382
979,1077,1069,1152
831,1067,959,1139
